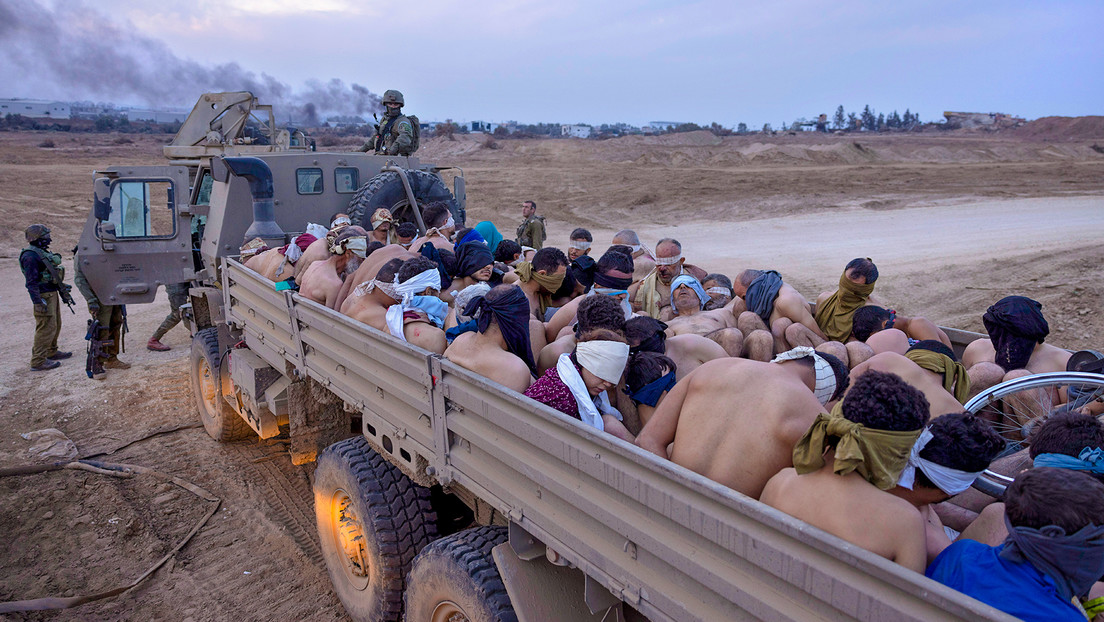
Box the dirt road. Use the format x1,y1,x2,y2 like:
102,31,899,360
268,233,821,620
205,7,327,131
0,126,1102,620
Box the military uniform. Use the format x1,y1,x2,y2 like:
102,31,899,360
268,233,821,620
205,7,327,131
148,283,189,350
516,214,546,250
74,257,127,373
20,225,72,369
358,89,416,156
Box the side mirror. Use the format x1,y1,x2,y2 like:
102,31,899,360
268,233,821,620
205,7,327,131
93,177,112,221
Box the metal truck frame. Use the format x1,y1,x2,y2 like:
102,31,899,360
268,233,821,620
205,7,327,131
75,111,1014,619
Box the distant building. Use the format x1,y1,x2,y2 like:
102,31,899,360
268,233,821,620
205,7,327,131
561,124,592,138
124,108,189,124
943,111,1025,130
645,121,683,133
470,120,499,133
0,99,71,119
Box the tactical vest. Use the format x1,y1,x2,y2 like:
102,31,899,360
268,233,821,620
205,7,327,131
21,245,64,286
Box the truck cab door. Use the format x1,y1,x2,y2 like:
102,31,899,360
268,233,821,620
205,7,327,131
76,166,195,305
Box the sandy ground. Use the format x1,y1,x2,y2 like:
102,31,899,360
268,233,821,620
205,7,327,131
0,122,1102,620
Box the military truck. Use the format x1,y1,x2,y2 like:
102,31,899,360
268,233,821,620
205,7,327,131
74,99,1014,619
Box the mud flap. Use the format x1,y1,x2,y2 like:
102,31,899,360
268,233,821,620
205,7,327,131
287,377,353,465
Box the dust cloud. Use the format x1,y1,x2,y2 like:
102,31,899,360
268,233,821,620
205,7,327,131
0,0,380,122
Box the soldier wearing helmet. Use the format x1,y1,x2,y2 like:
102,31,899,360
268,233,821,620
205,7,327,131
359,89,417,156
20,224,73,371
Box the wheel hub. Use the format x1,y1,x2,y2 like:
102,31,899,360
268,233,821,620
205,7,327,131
331,489,371,589
431,601,470,622
198,359,218,410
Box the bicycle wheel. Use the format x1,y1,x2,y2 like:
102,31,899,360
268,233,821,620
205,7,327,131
964,371,1104,498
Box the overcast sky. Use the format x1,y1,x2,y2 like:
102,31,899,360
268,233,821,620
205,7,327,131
1,0,1100,127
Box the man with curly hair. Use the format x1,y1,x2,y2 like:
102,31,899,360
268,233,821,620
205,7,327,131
636,348,850,499
761,370,931,572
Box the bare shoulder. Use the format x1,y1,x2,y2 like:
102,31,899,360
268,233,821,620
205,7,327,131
760,467,798,506
498,356,535,393
443,332,477,361
962,338,995,367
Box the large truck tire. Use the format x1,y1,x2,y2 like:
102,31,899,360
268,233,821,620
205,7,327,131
315,437,438,622
347,170,464,232
190,327,250,441
403,526,517,622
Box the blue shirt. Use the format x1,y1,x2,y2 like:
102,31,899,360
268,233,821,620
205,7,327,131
926,540,1086,622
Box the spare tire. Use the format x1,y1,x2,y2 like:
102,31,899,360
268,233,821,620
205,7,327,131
347,170,464,233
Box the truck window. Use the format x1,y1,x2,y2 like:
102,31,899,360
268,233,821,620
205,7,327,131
334,167,359,194
297,168,323,194
194,170,213,206
104,180,177,239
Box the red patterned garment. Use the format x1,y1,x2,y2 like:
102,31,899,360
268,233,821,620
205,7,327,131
523,365,580,420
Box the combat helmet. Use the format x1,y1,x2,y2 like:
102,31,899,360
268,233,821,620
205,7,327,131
382,90,404,106
25,224,50,243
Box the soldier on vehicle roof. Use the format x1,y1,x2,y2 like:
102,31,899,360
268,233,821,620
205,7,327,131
359,90,417,156
20,224,73,371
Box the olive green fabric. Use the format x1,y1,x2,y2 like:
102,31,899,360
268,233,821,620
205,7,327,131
814,271,875,342
905,349,971,404
792,402,922,490
516,215,546,249
514,261,563,317
31,291,61,366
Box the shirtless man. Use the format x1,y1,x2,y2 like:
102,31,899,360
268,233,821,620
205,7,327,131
408,202,457,253
624,316,726,380
628,238,705,319
851,305,952,353
962,295,1070,398
342,256,447,354
808,259,879,369
442,241,494,303
394,222,417,249
567,227,592,263
367,208,394,245
663,275,769,359
297,228,368,308
444,285,536,393
846,344,969,419
545,249,634,342
538,293,628,375
635,349,849,499
503,247,568,321
887,413,1005,565
733,269,827,356
760,370,931,573
611,229,655,283
701,273,733,309
336,243,416,312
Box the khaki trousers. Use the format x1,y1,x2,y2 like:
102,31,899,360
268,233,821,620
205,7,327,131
31,291,61,366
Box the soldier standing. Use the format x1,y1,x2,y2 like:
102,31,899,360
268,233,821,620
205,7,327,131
73,255,129,378
515,200,545,250
20,224,72,371
147,283,189,351
359,90,416,156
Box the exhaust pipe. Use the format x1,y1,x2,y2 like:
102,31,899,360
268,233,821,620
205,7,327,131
220,156,284,248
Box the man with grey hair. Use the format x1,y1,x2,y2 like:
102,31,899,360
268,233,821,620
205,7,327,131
627,238,707,319
299,226,370,308
611,229,655,282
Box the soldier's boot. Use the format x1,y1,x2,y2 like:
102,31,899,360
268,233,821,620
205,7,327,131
104,356,131,370
90,358,106,380
31,360,61,371
147,337,171,352
48,351,73,360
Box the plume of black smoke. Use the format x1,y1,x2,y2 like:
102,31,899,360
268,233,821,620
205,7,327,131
0,0,381,124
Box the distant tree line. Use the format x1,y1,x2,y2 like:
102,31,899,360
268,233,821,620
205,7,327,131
0,113,181,134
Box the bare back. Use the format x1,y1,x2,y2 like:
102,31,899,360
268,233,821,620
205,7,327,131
298,258,343,308
962,338,1071,373
664,334,727,379
337,246,416,313
444,332,533,393
849,352,963,418
644,358,824,499
760,462,927,573
293,238,333,280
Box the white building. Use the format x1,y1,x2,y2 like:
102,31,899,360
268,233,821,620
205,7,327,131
0,99,71,119
470,120,500,133
124,108,189,124
561,124,592,138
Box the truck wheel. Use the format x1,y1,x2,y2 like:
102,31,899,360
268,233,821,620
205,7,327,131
315,437,437,622
347,170,464,232
190,327,250,441
404,526,517,622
